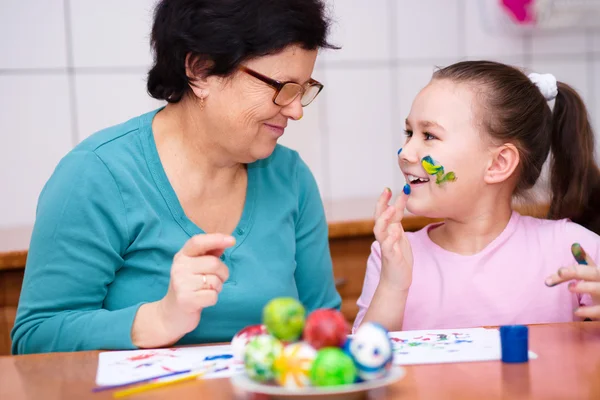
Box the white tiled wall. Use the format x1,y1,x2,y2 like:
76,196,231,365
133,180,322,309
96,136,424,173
464,0,527,61
323,67,396,200
396,0,463,62
70,0,155,68
0,75,73,226
74,73,164,141
321,0,391,63
0,1,67,69
1,0,599,228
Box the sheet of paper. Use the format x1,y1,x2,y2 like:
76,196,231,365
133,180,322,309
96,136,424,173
390,328,537,365
95,344,244,386
97,328,538,385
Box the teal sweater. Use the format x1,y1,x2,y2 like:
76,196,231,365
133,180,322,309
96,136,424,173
11,109,341,354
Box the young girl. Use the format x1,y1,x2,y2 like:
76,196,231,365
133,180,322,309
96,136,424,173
354,61,600,332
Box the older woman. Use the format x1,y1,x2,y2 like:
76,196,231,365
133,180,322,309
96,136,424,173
11,0,341,354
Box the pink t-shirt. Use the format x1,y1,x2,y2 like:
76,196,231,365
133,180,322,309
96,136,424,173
354,212,598,331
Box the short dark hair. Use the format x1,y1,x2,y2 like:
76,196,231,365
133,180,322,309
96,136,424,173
434,61,600,234
147,0,337,103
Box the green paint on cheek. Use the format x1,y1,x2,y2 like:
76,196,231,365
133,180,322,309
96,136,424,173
421,156,457,185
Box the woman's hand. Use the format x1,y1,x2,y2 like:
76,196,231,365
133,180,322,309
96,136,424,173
132,233,235,347
373,187,413,291
545,244,600,320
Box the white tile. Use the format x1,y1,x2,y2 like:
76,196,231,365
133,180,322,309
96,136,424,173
74,73,165,141
0,75,73,228
0,0,67,69
465,0,527,59
528,59,591,105
531,32,587,56
321,0,391,62
396,0,462,61
324,67,396,201
70,0,156,68
278,95,327,198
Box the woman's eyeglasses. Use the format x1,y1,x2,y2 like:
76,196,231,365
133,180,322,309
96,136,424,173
239,66,323,107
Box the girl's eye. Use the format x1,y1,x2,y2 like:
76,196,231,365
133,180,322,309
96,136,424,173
424,132,437,140
403,129,413,138
373,348,380,356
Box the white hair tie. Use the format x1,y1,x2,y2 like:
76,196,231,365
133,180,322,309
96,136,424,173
528,72,558,101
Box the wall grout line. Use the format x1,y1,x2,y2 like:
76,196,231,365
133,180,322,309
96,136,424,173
523,32,533,69
316,81,332,213
0,53,598,77
388,0,401,193
457,0,466,59
63,0,80,147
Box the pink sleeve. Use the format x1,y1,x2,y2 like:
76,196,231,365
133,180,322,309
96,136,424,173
564,221,600,308
352,241,383,333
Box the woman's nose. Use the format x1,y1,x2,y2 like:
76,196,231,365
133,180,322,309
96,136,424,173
281,96,303,121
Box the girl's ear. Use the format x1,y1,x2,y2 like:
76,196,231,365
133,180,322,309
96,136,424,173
484,143,520,184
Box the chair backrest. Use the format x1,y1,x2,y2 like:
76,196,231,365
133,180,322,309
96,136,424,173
0,252,26,355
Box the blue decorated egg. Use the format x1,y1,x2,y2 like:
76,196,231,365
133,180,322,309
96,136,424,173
349,322,393,381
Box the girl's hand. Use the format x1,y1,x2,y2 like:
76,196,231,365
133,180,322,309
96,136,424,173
373,187,414,291
545,244,600,320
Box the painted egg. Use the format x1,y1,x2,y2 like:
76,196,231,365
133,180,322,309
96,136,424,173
349,322,393,381
310,348,357,386
273,342,317,389
243,334,283,382
231,324,268,361
262,297,306,342
303,308,350,350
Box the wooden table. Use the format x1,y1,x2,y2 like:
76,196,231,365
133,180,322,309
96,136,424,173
1,322,598,400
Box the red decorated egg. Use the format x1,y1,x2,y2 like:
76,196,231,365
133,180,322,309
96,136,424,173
303,309,350,350
231,324,268,360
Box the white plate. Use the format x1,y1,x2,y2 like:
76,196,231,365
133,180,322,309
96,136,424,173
230,367,405,400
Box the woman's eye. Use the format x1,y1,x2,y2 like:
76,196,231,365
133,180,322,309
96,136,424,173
373,348,380,356
403,129,413,138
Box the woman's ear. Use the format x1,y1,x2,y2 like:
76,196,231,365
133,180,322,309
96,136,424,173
185,53,211,99
484,143,520,184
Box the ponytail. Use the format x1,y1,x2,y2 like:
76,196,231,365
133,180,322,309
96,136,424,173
548,82,600,234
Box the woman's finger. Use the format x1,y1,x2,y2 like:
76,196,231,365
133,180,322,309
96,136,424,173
189,256,230,283
194,289,219,309
179,233,235,258
190,273,224,293
374,188,392,219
